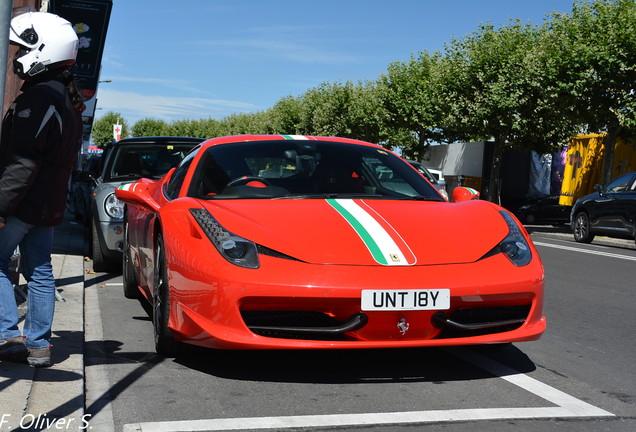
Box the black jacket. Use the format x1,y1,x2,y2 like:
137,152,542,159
0,74,83,226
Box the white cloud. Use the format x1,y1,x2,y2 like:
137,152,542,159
94,89,256,123
201,37,357,64
103,75,205,95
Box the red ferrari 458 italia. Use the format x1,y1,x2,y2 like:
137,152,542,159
115,134,545,355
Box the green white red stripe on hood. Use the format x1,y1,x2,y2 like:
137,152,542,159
117,183,136,192
281,134,309,140
326,198,417,266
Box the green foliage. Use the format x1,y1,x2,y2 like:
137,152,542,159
379,51,445,156
546,0,636,130
91,111,129,147
267,96,304,135
131,118,169,137
535,0,636,183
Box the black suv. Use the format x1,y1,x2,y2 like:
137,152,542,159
571,171,636,245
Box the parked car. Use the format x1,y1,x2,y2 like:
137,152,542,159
116,134,545,356
427,168,445,184
407,160,448,200
90,136,203,271
514,195,571,226
69,155,102,225
571,171,636,244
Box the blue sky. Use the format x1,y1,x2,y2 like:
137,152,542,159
96,0,575,126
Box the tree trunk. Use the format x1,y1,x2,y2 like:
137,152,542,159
601,122,623,185
487,139,504,204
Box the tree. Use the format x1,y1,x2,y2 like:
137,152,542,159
440,20,577,202
131,118,169,137
91,111,129,147
345,80,389,145
267,96,304,135
545,0,636,184
379,51,445,157
287,81,388,145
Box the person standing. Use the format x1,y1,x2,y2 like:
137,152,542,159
0,11,83,367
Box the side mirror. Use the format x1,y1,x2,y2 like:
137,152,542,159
78,171,97,182
594,184,604,195
452,186,480,203
115,180,159,212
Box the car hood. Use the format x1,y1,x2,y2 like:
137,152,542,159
198,198,509,266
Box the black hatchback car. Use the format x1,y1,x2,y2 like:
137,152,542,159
571,171,636,245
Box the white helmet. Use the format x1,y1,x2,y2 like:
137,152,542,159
9,11,78,79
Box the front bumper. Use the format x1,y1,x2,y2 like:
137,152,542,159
98,220,124,256
165,247,545,350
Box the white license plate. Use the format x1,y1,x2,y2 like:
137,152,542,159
361,289,450,311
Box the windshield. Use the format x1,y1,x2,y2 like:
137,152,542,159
188,140,443,200
105,143,196,182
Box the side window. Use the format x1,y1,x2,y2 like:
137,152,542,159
362,156,418,196
165,152,196,199
605,174,632,193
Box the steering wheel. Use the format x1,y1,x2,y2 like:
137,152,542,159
226,176,272,188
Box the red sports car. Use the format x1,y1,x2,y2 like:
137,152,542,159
116,135,545,355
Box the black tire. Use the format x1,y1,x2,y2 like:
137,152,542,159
153,233,183,356
91,220,108,272
122,220,140,299
573,212,595,243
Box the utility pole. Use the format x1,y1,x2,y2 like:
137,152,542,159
0,2,13,135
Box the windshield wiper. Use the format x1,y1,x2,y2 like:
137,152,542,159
274,193,385,200
403,195,445,201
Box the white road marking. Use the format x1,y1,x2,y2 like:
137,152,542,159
123,347,613,432
533,241,636,261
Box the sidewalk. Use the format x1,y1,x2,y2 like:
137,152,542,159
1,214,87,432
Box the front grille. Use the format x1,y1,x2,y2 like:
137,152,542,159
241,311,366,341
451,305,530,324
433,305,531,338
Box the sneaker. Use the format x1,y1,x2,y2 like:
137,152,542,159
0,336,28,361
27,346,52,368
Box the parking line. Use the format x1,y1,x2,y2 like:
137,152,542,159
123,347,613,432
449,348,613,417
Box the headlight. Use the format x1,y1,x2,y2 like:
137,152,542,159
497,211,532,266
104,192,124,220
190,208,260,269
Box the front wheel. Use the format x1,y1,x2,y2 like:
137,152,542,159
153,233,183,356
91,220,108,272
122,220,140,299
573,212,595,243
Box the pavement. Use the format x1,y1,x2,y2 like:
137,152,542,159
0,215,633,432
1,214,86,432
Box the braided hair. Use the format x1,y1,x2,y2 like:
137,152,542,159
61,70,85,113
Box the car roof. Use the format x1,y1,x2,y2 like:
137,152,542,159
197,134,383,150
113,136,204,146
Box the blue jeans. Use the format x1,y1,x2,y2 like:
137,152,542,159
0,216,56,349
